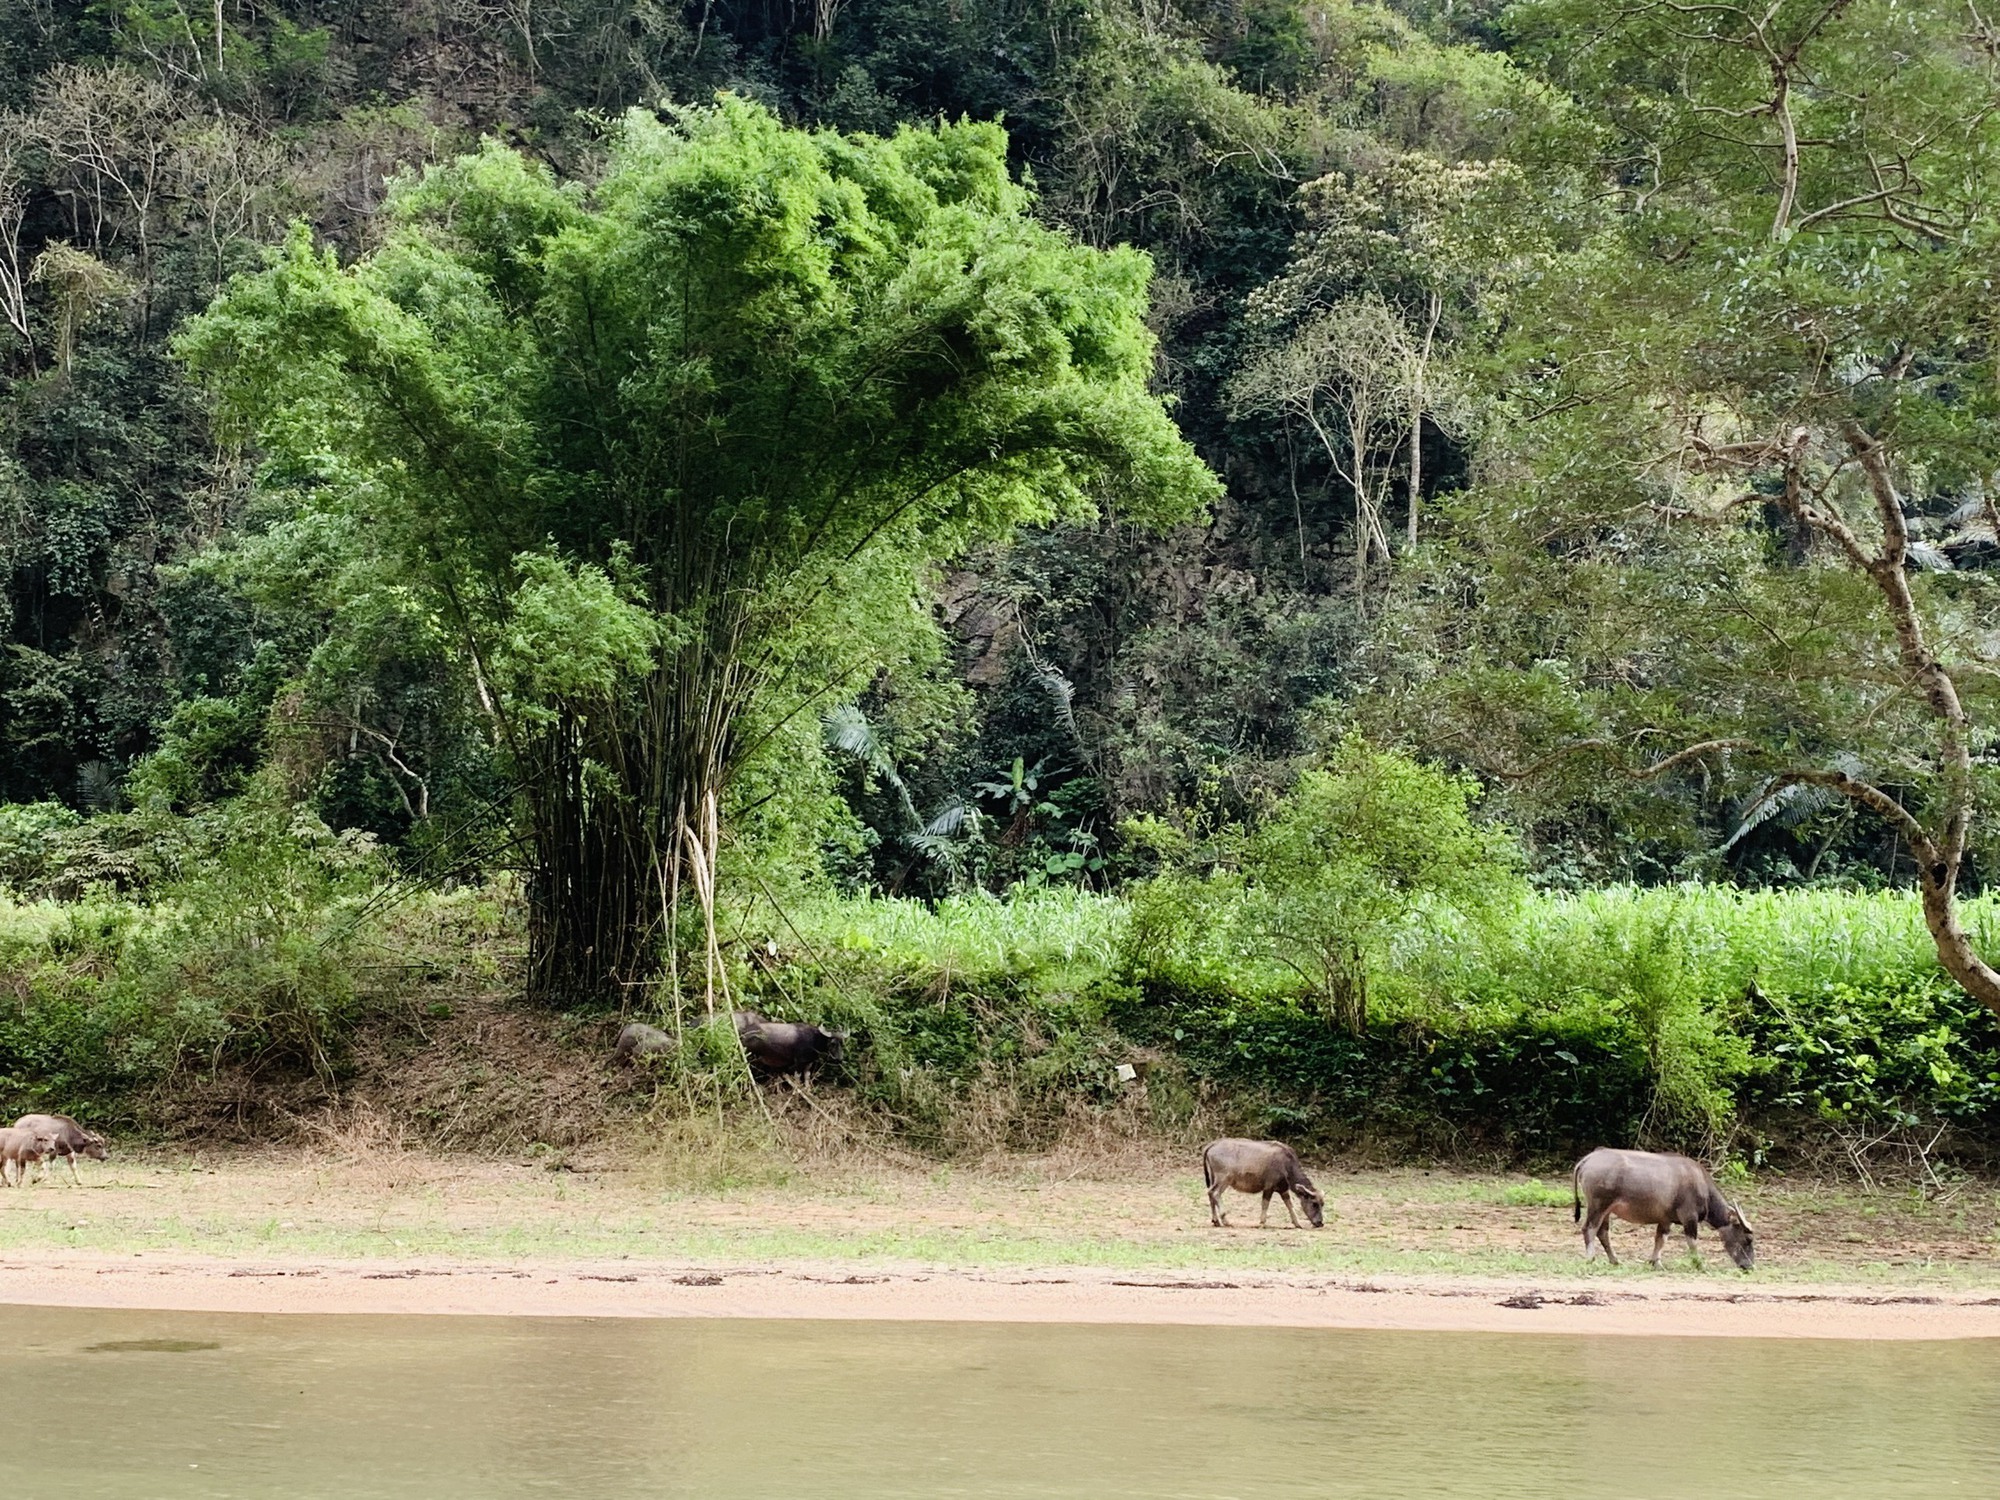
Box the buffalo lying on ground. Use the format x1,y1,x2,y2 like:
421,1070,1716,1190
614,1022,674,1061
733,1010,846,1079
1572,1147,1755,1270
12,1114,105,1186
615,1013,847,1078
1201,1138,1325,1229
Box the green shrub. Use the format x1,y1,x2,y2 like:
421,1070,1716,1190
1125,738,1521,1031
0,802,82,892
0,801,390,1120
1746,974,2000,1131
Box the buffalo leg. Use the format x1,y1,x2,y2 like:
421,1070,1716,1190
64,1153,80,1187
1649,1224,1666,1266
1209,1185,1227,1228
1259,1191,1272,1227
1589,1210,1619,1266
1684,1225,1701,1264
1279,1190,1301,1229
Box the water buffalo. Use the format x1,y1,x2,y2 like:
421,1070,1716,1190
0,1126,54,1187
734,1012,845,1079
614,1022,674,1061
12,1113,105,1186
1572,1147,1755,1270
1201,1138,1325,1229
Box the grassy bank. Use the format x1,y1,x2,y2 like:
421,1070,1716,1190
6,842,2000,1174
749,883,2000,1168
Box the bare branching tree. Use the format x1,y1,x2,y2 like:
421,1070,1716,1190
0,121,33,360
1232,295,1417,609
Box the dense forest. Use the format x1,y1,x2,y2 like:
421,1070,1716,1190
5,0,2000,1166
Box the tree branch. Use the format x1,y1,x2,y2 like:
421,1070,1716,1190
1760,768,1935,863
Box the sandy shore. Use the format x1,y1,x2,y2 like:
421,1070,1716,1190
1,1252,1996,1338
1,1149,1995,1337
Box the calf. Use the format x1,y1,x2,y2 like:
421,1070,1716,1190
12,1114,105,1186
1572,1147,1755,1270
733,1013,845,1079
0,1127,54,1188
1201,1138,1325,1229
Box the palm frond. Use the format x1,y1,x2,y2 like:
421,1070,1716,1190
1722,753,1863,851
824,704,921,829
921,797,979,839
823,703,885,766
1037,665,1090,760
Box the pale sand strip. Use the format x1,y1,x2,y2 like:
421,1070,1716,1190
0,1255,1996,1338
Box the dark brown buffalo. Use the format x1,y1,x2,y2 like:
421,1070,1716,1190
733,1012,846,1079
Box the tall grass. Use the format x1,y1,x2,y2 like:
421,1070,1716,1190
1113,880,2000,1156
9,856,1997,1160
1391,884,1997,1017
780,886,1126,981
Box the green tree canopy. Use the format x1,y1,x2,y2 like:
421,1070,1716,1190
1368,0,2000,1007
180,97,1218,1002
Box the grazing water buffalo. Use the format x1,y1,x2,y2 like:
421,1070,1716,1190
12,1114,105,1185
1572,1147,1755,1270
614,1023,674,1061
1201,1138,1325,1229
734,1013,846,1079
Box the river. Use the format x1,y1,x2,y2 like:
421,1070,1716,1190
4,1306,1993,1497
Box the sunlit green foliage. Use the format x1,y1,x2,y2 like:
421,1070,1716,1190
1126,739,1521,1029
180,99,1216,1001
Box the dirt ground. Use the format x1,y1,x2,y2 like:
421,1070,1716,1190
0,1138,1996,1336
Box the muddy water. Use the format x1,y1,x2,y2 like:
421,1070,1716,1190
2,1306,1995,1498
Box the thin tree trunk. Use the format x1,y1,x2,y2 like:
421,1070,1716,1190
1408,290,1439,549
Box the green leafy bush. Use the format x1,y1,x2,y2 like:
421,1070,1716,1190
0,803,82,892
1125,740,1522,1031
0,801,388,1121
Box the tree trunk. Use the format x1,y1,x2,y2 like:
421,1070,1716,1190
1408,290,1439,550
1766,425,2000,1022
522,712,663,1005
1919,872,2000,1014
522,655,743,1008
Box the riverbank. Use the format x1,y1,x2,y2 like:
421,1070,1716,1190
4,1253,1997,1338
0,1146,1995,1336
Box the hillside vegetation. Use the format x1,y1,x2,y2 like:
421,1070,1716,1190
4,1,2000,1173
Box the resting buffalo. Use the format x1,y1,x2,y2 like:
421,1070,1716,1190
1572,1147,1755,1270
614,1022,674,1060
733,1011,846,1079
